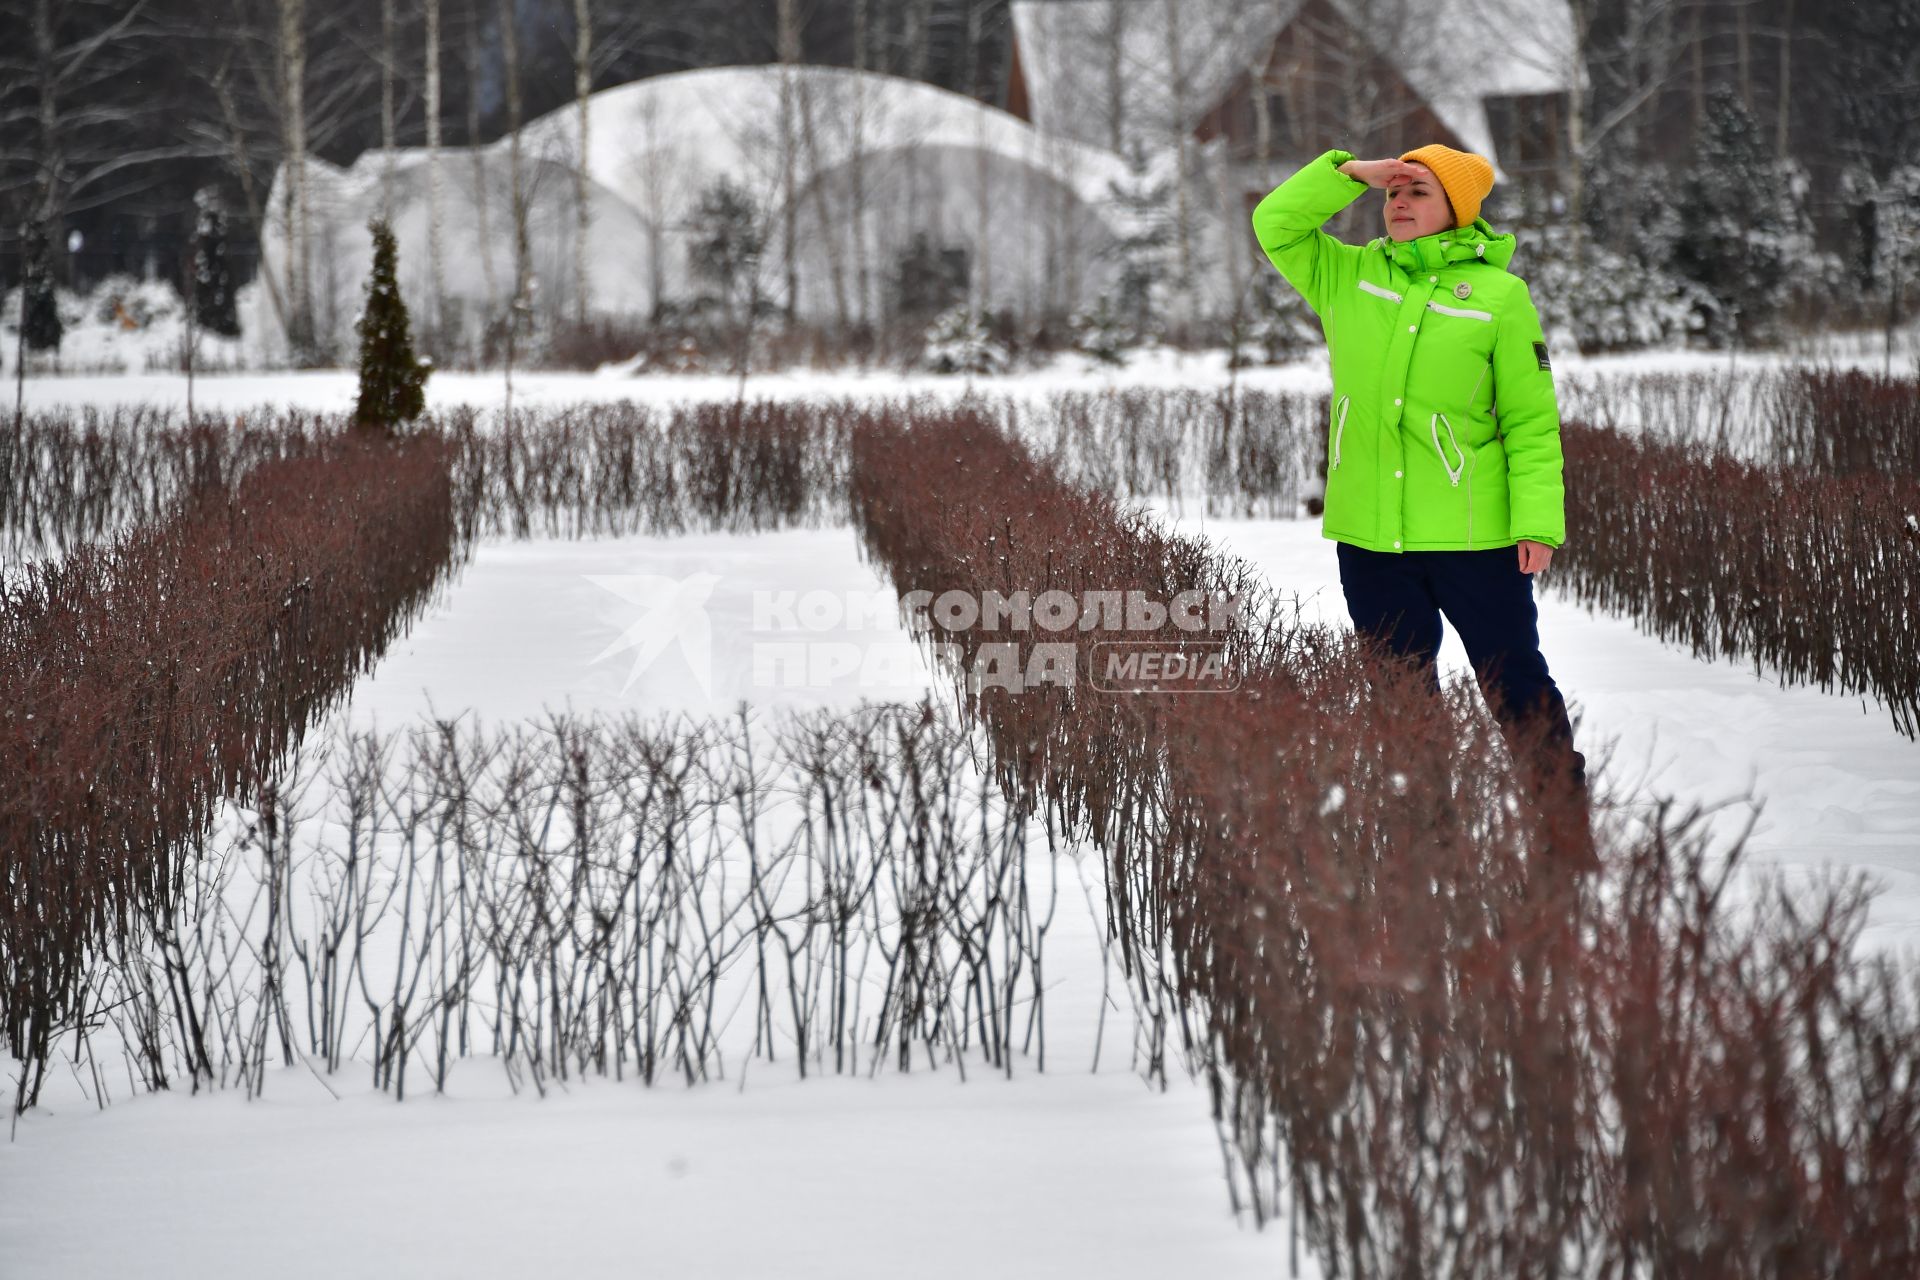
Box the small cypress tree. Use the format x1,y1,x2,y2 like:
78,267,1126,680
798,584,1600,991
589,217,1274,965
353,218,430,433
193,190,240,338
21,219,62,354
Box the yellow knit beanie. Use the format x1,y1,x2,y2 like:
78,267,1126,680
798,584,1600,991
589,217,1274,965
1398,144,1495,228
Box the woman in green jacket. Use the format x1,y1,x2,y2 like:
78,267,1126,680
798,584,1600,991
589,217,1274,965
1251,144,1592,862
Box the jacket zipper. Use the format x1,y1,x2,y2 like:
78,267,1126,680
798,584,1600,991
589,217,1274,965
1331,394,1350,470
1430,412,1466,486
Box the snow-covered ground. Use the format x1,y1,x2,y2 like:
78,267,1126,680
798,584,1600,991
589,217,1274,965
4,362,1918,1277
10,335,1920,421
2,522,1307,1280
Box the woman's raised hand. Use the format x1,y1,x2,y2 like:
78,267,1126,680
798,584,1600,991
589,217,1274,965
1336,157,1433,190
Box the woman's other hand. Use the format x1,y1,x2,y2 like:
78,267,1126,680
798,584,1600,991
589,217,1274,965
1336,157,1434,190
1517,539,1554,575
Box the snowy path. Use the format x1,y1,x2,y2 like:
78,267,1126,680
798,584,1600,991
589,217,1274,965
3,525,1304,1280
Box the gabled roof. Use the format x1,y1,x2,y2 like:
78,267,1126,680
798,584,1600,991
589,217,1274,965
1008,0,1580,165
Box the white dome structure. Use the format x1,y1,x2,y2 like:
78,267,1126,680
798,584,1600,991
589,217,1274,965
252,64,1156,361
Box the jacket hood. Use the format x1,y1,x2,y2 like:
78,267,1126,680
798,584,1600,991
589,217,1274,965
1369,216,1517,274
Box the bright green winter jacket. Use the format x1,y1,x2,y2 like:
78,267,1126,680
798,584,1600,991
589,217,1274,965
1251,147,1567,552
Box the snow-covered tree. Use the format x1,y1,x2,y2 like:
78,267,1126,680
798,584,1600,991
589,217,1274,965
1070,292,1131,366
685,175,769,330
193,191,241,338
1524,227,1710,354
890,229,969,323
19,219,62,354
920,303,1006,374
353,218,430,433
1839,162,1920,329
1492,177,1705,355
1232,273,1319,367
1669,84,1821,346
1102,133,1174,343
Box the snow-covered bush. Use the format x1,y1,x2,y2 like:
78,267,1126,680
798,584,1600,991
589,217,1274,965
1520,231,1710,354
1069,292,1132,366
890,230,970,323
1102,133,1175,343
1838,162,1920,319
1231,273,1320,367
919,304,1007,375
86,273,177,329
1668,85,1836,346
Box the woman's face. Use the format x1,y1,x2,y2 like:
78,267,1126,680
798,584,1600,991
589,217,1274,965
1383,167,1454,241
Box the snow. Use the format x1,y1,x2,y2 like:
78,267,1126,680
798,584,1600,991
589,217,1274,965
2,1070,1282,1280
4,358,1918,1277
340,529,939,726
14,341,1916,421
3,518,1302,1278
1,274,248,377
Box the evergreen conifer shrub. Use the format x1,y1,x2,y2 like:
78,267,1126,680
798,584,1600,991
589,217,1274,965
353,218,430,433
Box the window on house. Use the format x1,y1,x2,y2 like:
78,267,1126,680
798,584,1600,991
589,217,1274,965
1230,85,1292,161
1485,92,1568,173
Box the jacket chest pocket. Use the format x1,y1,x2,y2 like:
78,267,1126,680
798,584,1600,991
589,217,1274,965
1410,305,1496,407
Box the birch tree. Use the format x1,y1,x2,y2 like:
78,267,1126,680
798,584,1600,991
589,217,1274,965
424,0,445,337
571,0,591,326
279,0,315,359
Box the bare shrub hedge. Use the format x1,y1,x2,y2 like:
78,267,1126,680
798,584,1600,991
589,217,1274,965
0,432,460,1109
848,401,1920,1277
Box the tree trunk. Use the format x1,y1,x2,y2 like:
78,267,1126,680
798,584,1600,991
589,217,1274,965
498,0,529,317
426,0,446,334
1689,2,1704,135
778,0,800,326
211,67,290,334
798,74,851,332
573,0,592,326
1163,0,1192,341
1775,0,1794,162
381,0,396,222
31,0,62,260
466,0,496,315
1736,0,1751,111
279,0,313,358
852,0,872,329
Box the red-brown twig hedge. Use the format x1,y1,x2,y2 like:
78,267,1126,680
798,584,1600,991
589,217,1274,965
849,402,1920,1278
2,392,1313,561
0,431,460,1108
2,399,856,560
1555,420,1920,737
1559,365,1920,481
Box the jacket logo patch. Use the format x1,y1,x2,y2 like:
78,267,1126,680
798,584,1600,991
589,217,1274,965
1533,340,1552,371
1452,281,1472,300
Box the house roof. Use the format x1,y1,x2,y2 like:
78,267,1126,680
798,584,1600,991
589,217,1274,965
1008,0,1580,168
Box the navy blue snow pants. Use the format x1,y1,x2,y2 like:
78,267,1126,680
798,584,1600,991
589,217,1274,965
1335,541,1587,793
